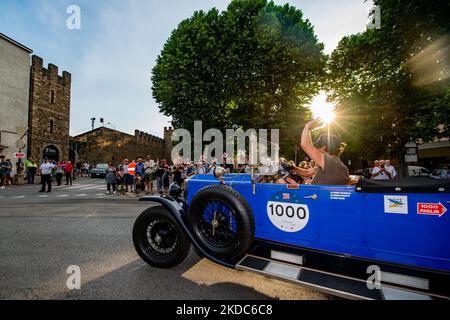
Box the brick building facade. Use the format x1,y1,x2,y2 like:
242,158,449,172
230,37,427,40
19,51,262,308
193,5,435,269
27,55,71,162
72,126,173,165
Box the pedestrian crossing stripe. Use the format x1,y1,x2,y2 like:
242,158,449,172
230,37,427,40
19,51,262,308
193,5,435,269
80,185,105,190
70,184,103,189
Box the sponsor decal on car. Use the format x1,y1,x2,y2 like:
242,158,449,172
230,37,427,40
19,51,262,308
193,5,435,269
267,192,309,232
384,195,408,214
330,191,351,200
417,202,447,217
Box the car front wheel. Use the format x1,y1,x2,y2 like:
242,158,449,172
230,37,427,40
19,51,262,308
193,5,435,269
132,206,191,268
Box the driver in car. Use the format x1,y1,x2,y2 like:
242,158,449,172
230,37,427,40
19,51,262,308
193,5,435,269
278,120,349,185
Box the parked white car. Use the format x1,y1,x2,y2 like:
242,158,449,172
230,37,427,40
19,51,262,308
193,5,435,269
408,166,430,177
430,169,442,180
430,169,449,180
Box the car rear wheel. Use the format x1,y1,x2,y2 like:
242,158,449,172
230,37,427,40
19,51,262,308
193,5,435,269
133,206,190,268
188,184,254,262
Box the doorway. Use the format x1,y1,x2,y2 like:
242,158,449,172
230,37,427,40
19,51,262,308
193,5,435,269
42,145,59,162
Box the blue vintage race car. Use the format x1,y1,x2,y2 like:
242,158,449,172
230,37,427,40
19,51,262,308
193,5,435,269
132,169,450,300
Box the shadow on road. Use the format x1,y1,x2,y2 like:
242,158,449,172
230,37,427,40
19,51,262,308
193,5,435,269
56,251,273,300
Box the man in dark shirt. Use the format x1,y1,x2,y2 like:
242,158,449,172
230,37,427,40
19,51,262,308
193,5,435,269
279,120,349,185
300,120,349,185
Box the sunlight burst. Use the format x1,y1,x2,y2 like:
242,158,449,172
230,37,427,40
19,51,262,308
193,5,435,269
309,92,336,124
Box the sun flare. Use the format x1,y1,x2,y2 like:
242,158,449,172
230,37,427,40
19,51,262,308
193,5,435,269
309,92,336,124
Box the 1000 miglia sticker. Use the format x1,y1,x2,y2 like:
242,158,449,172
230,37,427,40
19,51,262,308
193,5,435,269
267,192,309,232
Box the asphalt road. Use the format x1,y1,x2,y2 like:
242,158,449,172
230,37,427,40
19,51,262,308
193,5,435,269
0,178,328,300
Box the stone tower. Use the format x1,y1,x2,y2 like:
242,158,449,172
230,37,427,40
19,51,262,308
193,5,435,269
163,126,174,160
28,55,71,162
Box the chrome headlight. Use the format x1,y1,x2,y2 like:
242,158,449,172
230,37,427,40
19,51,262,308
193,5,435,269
169,182,182,198
213,166,226,180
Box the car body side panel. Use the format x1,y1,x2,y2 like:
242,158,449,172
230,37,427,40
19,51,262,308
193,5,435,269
186,174,450,272
364,192,450,271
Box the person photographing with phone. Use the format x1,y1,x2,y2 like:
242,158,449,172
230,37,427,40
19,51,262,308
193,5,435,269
371,159,392,180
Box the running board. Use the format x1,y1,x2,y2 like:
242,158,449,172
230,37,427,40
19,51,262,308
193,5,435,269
236,255,439,300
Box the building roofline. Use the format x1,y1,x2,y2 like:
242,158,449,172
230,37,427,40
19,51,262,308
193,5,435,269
418,140,450,150
0,33,33,53
71,126,164,141
72,126,131,139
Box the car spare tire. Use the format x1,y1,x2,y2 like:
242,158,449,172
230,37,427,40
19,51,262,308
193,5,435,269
187,184,254,262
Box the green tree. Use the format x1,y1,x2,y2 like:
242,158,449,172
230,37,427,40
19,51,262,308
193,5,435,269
326,0,450,162
152,0,326,158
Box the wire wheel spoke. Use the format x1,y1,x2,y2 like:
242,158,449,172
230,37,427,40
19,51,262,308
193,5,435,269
197,200,237,248
145,219,178,256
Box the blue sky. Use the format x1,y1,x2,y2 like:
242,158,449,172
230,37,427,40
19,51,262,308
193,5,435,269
0,0,372,137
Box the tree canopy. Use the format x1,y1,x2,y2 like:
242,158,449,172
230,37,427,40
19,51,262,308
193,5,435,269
152,0,326,157
326,0,450,161
152,0,450,162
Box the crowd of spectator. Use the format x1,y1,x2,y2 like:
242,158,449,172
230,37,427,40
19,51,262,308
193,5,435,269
370,159,397,180
102,155,241,196
2,152,449,193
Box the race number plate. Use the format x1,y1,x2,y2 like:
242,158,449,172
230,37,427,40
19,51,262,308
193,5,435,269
267,201,309,233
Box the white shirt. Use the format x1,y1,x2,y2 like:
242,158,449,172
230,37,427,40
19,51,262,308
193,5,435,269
40,163,55,175
144,160,155,173
372,166,390,180
385,165,397,179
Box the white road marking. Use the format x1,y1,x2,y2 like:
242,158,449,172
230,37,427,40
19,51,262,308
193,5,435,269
56,194,69,198
11,195,25,198
69,184,97,189
80,185,105,190
75,194,87,197
37,195,48,198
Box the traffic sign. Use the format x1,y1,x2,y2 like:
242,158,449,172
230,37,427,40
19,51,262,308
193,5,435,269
417,202,447,217
15,139,26,149
15,126,28,138
14,152,26,158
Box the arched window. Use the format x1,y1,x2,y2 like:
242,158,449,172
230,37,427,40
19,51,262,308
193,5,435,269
50,90,55,104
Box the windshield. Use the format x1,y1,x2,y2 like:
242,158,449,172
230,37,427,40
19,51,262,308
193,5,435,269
95,164,108,169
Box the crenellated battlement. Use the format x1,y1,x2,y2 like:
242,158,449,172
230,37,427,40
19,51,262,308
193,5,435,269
134,129,164,143
31,55,71,87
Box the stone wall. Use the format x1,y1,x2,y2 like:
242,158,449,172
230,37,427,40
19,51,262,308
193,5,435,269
28,55,71,162
73,127,172,165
